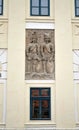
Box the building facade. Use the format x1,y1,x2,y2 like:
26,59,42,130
0,0,79,129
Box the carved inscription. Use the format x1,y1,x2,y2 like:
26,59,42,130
25,29,55,80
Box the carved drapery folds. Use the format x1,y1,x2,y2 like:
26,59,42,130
25,29,55,80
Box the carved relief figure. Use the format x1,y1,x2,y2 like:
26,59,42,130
26,32,41,73
40,33,55,74
25,30,55,80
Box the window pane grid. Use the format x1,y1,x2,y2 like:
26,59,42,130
32,0,39,6
41,8,48,15
31,0,50,16
32,6,48,8
30,88,51,120
75,0,79,16
31,100,50,120
41,0,48,6
75,0,79,7
0,0,2,5
75,8,79,16
32,8,39,15
0,0,3,15
32,6,39,7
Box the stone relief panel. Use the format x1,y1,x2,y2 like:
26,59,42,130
25,29,55,80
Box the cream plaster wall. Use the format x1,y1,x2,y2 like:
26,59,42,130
6,0,25,128
55,0,75,128
0,84,4,123
0,0,78,128
76,84,79,122
72,0,75,20
0,81,6,128
0,81,7,128
74,83,79,124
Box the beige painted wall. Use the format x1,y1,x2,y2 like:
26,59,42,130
0,0,78,128
0,84,4,123
74,83,79,123
55,0,75,128
77,84,79,122
6,0,25,128
72,0,75,19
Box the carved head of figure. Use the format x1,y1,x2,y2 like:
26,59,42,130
44,33,51,43
31,32,37,43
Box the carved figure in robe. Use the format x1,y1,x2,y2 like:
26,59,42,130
40,33,55,74
26,32,41,73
